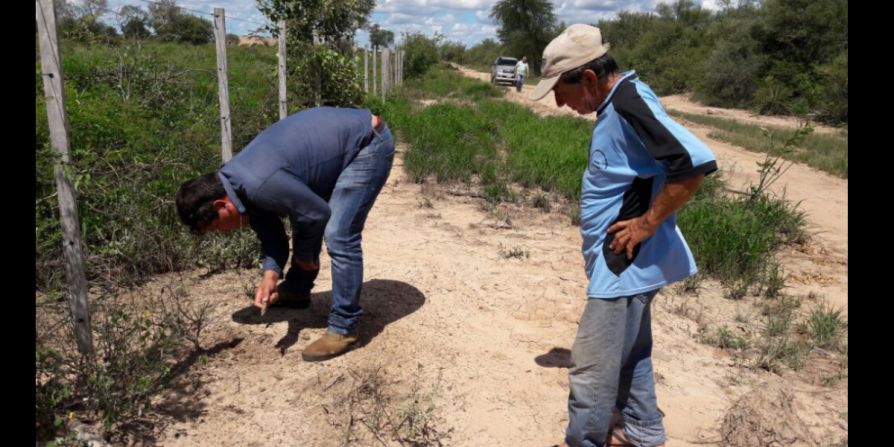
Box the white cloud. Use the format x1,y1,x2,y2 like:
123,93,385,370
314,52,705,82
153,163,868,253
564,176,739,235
379,0,491,10
554,0,659,26
699,0,725,10
99,0,724,47
387,13,417,25
427,0,490,9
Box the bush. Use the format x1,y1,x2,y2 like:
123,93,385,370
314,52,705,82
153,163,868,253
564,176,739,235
290,45,363,107
402,32,440,79
439,41,466,63
36,42,275,291
463,38,503,72
154,14,213,45
36,279,215,442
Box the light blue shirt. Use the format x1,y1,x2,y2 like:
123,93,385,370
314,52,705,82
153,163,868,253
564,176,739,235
580,71,717,298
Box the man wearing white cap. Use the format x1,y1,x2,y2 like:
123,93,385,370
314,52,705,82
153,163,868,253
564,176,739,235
529,24,717,447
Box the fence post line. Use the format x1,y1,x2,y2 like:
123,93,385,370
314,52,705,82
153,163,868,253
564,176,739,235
37,0,93,355
277,20,287,120
353,45,359,93
212,8,233,161
381,48,390,100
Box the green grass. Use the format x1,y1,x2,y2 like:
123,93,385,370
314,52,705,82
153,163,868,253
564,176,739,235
396,63,505,101
668,110,848,178
401,103,499,184
699,324,750,351
387,65,808,299
677,188,806,296
386,67,590,203
803,303,847,351
476,100,591,199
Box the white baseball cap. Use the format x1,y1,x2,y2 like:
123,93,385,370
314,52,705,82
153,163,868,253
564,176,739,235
528,24,611,101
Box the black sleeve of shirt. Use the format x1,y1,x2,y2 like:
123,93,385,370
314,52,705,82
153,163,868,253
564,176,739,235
612,83,711,181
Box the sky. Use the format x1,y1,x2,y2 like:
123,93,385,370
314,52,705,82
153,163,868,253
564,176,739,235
99,0,723,47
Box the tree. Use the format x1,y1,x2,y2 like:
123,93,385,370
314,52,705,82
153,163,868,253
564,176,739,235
402,32,440,79
597,11,659,69
368,23,394,49
595,0,713,94
257,0,377,107
122,18,150,40
752,0,848,119
655,0,711,26
257,0,376,44
53,0,75,22
489,0,558,76
147,0,179,36
118,5,150,40
758,0,847,68
147,0,213,45
54,0,118,44
74,0,108,20
693,2,764,107
164,14,213,45
465,38,503,68
439,40,466,63
815,49,847,123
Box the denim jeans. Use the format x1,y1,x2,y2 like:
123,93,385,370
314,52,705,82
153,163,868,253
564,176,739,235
281,125,395,335
516,74,525,92
565,289,667,447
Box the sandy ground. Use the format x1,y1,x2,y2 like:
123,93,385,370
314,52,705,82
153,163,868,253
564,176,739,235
92,67,847,446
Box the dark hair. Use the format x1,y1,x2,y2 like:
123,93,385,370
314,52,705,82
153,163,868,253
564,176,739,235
175,172,226,233
558,53,619,85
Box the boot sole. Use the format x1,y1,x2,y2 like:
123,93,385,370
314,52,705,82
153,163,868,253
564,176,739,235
301,345,354,362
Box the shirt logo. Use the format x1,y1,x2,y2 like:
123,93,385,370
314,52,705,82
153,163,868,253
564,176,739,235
591,149,608,170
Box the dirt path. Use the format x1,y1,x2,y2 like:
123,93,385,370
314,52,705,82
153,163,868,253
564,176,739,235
659,94,846,136
138,69,848,446
455,65,848,313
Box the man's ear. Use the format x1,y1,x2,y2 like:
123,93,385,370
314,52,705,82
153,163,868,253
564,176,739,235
212,198,229,211
582,69,600,93
584,69,598,83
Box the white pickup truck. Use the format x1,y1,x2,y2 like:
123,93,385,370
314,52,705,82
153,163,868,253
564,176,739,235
490,56,519,85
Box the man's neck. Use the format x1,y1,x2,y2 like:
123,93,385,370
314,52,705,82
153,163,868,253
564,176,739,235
603,72,623,91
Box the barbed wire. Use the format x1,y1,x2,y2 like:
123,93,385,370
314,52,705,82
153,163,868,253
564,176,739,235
118,0,271,29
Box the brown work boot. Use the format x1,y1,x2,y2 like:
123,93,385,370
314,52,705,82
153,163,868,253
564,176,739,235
274,287,311,309
301,330,358,362
608,429,665,447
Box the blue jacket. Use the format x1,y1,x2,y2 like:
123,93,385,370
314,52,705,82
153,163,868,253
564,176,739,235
218,107,377,274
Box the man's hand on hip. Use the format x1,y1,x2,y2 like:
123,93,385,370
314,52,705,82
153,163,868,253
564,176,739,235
607,216,658,259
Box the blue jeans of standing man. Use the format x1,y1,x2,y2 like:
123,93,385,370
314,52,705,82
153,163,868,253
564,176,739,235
565,289,667,447
281,125,395,335
516,74,525,92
